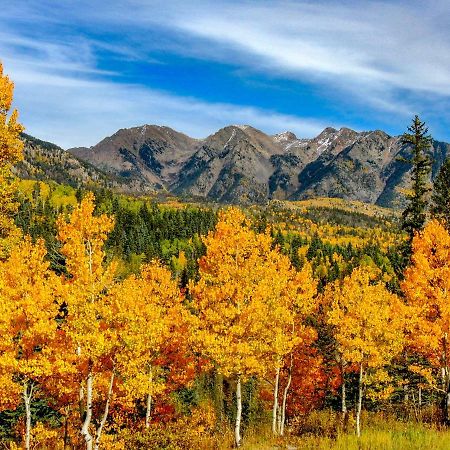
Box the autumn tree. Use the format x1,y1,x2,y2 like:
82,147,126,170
402,219,450,423
270,262,317,436
401,115,432,252
431,157,450,228
280,334,337,421
325,266,405,437
0,62,25,258
110,261,190,430
189,207,315,446
0,238,62,450
56,192,117,450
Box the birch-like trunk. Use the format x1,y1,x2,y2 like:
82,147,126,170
272,366,280,435
23,381,34,450
444,368,450,425
342,380,347,413
279,363,292,436
81,369,94,450
441,337,450,425
341,365,347,415
445,390,450,425
63,410,70,450
418,387,422,409
277,404,282,434
356,363,363,438
94,368,115,450
279,351,294,436
235,376,242,448
214,371,225,423
145,366,153,428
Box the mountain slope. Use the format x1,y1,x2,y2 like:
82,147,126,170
14,134,131,191
70,125,197,192
21,124,450,208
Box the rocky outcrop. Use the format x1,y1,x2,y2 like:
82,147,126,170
22,123,450,208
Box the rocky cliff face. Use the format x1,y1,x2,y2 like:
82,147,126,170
22,124,450,207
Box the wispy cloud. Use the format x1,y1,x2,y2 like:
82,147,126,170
15,76,328,149
143,0,450,113
2,34,327,148
2,0,450,145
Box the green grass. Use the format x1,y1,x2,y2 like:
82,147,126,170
238,411,450,450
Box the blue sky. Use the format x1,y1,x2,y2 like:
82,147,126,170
2,0,450,148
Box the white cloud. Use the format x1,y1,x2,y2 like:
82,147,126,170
3,52,327,148
2,0,450,145
160,1,450,94
95,0,448,117
0,6,333,149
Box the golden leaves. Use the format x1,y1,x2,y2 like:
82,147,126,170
402,220,450,370
189,207,317,379
0,62,25,258
0,237,61,408
325,266,404,368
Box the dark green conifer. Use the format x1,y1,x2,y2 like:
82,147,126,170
400,115,432,249
431,157,450,228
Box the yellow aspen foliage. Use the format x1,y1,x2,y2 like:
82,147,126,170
270,261,317,435
402,220,450,422
0,238,61,449
0,62,25,258
109,261,185,427
56,192,117,450
325,266,404,436
189,207,316,446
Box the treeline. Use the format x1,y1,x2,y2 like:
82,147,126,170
15,184,217,281
16,181,399,291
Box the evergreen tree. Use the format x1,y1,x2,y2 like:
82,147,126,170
431,157,450,228
400,115,432,249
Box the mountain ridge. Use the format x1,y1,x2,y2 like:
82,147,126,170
17,124,450,208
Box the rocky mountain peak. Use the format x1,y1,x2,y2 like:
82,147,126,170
273,131,298,143
52,123,450,207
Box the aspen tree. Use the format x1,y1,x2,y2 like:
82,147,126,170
56,193,116,450
402,220,450,423
110,261,184,428
189,207,315,446
0,238,61,449
0,62,24,258
325,267,404,437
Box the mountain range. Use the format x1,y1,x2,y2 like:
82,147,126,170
17,124,450,208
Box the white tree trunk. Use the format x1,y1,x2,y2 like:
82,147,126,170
272,366,280,435
277,403,282,434
280,360,293,436
418,387,422,408
94,369,115,450
340,359,347,416
145,366,153,428
235,376,242,448
81,369,94,450
342,380,347,414
356,363,363,438
23,381,34,450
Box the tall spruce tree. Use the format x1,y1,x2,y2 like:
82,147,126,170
431,157,450,228
400,115,432,251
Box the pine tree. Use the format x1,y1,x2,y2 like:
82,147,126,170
431,157,450,228
400,115,432,248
